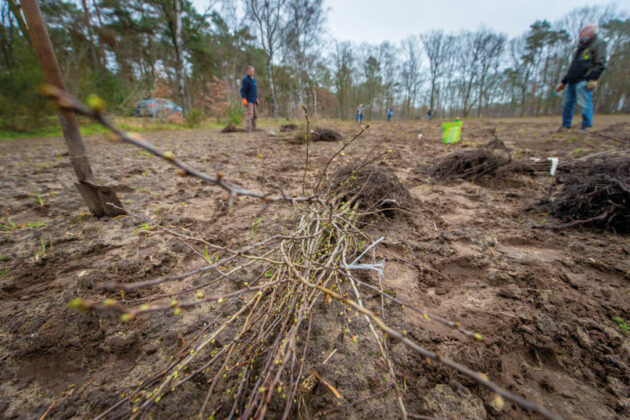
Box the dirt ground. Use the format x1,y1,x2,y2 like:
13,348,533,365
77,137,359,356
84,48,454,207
0,115,629,420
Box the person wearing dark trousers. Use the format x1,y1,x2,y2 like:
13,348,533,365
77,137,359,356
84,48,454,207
556,24,607,133
356,104,363,123
387,108,393,122
240,66,259,132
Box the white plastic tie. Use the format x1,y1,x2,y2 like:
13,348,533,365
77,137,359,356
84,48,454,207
346,237,386,278
547,157,559,176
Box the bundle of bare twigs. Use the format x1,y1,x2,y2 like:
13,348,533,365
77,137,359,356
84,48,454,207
43,86,560,420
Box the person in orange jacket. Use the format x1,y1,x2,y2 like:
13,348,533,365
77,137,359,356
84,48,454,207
240,66,259,132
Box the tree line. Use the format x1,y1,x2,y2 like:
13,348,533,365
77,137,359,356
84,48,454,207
1,0,628,131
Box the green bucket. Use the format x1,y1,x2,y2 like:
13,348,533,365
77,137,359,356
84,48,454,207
442,121,463,144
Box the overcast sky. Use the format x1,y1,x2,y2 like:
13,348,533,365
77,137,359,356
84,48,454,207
323,0,626,43
193,1,627,44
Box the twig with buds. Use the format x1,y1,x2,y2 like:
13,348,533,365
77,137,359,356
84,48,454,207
39,85,323,212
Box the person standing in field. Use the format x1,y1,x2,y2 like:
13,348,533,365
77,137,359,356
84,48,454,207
241,66,259,132
356,104,364,123
387,108,393,122
427,109,433,120
556,24,607,133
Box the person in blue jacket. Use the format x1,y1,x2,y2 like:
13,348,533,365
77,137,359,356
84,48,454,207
356,104,363,123
240,66,259,132
387,108,393,122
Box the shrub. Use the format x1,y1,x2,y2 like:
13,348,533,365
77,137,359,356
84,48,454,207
224,102,244,126
186,109,205,127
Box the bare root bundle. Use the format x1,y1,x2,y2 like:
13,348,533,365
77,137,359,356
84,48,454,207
330,165,410,217
221,123,246,133
279,123,298,132
430,138,511,181
295,127,343,143
48,90,560,420
545,155,630,232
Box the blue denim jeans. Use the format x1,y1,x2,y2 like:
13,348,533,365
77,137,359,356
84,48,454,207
562,81,593,128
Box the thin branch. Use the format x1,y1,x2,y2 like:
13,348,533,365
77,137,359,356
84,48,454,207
40,86,323,211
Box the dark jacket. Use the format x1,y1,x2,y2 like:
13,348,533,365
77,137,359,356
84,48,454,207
562,36,607,84
240,75,258,103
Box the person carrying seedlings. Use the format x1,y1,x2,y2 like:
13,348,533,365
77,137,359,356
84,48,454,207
555,24,607,133
387,108,393,122
241,66,259,132
356,104,364,123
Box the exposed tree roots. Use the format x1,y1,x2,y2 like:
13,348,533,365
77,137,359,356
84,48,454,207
295,127,343,143
221,123,246,133
331,165,410,217
545,155,630,233
279,123,298,132
430,138,512,181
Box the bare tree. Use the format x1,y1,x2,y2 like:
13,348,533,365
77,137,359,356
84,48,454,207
457,31,481,117
246,0,287,116
282,0,326,109
155,0,189,115
400,36,421,118
6,0,30,44
173,0,187,115
376,41,399,114
475,30,506,117
509,36,534,117
362,53,382,119
332,41,354,119
420,30,450,114
559,4,619,42
80,0,99,70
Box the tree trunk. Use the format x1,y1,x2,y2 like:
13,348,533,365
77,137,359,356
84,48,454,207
80,0,99,70
0,23,13,68
463,76,474,117
92,0,104,26
7,0,32,44
312,84,318,117
429,78,436,113
266,58,277,116
477,75,486,117
91,0,106,66
173,0,188,116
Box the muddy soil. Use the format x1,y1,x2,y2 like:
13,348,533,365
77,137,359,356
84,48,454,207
0,116,629,419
